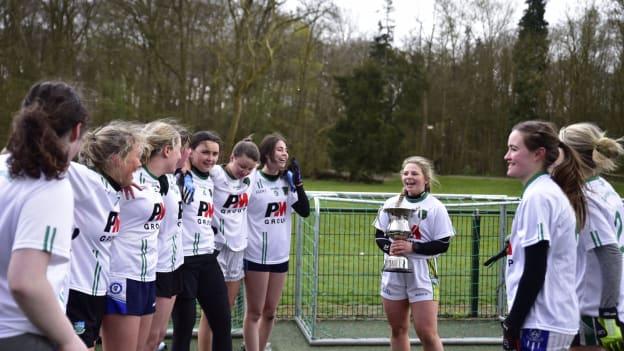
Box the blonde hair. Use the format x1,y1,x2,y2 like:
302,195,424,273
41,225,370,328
141,119,181,164
559,122,624,177
80,120,144,173
396,156,438,206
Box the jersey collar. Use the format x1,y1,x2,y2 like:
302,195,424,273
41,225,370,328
142,165,159,180
259,170,280,182
191,165,209,179
405,191,428,203
521,171,548,197
100,170,121,192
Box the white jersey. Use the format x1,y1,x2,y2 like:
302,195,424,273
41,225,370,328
109,167,163,282
157,174,184,272
0,154,74,338
180,168,216,256
212,165,255,252
373,192,455,261
506,173,579,334
577,176,623,316
245,172,299,264
67,162,121,296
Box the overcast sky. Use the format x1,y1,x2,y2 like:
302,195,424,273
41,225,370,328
287,0,610,45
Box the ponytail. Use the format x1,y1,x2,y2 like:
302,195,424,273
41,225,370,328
7,81,89,179
552,142,587,228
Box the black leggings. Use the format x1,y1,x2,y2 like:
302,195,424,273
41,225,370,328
171,253,231,351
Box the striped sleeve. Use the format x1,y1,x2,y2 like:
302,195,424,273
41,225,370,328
13,179,74,258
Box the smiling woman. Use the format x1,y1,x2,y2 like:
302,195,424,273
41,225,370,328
501,120,586,351
372,155,454,351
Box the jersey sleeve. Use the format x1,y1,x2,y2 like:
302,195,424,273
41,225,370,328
12,179,74,258
580,196,618,251
430,202,455,240
514,192,552,248
373,206,389,232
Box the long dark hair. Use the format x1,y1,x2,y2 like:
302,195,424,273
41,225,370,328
513,121,587,228
258,132,287,168
7,81,89,179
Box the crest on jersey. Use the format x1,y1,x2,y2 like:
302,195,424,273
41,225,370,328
282,187,289,195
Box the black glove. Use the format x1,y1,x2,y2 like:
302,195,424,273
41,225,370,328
288,158,302,186
502,320,520,351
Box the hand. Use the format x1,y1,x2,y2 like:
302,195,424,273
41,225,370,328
597,308,624,350
389,239,412,256
122,182,141,200
288,158,302,186
501,320,520,351
182,172,195,204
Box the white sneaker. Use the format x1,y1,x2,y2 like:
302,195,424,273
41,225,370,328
264,342,272,351
157,341,167,351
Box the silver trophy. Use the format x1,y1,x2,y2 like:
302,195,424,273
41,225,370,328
383,207,416,273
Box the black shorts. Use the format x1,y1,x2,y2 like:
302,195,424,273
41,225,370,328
178,252,220,299
66,289,106,348
244,259,289,273
156,267,184,298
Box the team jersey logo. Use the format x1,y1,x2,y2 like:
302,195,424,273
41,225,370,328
411,224,421,239
221,193,249,214
197,200,214,226
197,201,214,218
104,211,121,233
223,193,249,208
144,203,165,230
264,201,287,224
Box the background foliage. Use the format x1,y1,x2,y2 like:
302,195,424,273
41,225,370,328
1,0,624,178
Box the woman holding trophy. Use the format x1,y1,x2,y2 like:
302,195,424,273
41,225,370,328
373,156,454,351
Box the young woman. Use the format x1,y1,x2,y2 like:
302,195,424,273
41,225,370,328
197,138,260,351
170,131,232,351
559,123,624,350
66,121,144,350
242,133,310,351
502,120,586,351
143,127,191,351
101,121,181,351
0,81,88,351
373,156,454,351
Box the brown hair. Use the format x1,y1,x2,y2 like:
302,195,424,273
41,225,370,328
513,121,587,228
7,81,89,179
231,135,260,162
258,133,287,168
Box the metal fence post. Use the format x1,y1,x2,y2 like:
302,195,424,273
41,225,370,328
498,204,508,317
311,196,321,339
294,214,303,318
470,209,481,317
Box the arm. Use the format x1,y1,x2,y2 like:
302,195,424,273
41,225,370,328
291,185,310,217
8,249,86,351
593,244,622,315
375,228,391,254
411,236,451,255
504,240,549,333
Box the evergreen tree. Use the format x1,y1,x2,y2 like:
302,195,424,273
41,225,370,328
511,0,549,125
